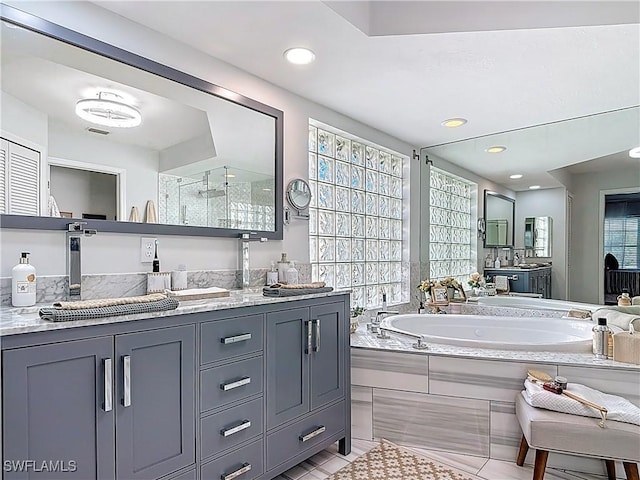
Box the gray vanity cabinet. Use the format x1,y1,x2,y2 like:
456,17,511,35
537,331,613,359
115,325,196,480
2,337,115,480
2,326,196,480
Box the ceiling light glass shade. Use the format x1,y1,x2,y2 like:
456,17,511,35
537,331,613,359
485,146,506,153
529,185,541,190
629,147,640,158
75,92,141,128
284,47,315,65
509,174,523,179
441,118,467,128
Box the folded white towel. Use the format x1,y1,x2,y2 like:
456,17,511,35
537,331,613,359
522,379,640,426
593,308,640,331
495,275,509,292
48,195,61,217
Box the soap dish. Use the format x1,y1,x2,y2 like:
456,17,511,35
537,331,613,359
165,287,230,301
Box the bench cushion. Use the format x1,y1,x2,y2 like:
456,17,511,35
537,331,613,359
516,393,640,462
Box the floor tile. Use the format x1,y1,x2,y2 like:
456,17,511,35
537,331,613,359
406,446,489,475
297,469,328,480
306,449,335,467
477,459,579,480
316,456,350,475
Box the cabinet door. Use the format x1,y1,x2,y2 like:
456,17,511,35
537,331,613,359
266,307,310,429
3,337,115,479
310,302,346,410
115,325,195,480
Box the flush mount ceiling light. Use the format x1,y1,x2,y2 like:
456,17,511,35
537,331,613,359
441,118,467,128
629,147,640,158
485,146,507,154
529,185,541,190
75,91,141,128
510,174,523,179
284,47,315,65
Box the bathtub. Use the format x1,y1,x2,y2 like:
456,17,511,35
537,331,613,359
475,296,602,313
379,314,594,352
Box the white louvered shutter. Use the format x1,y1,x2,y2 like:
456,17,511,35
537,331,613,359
6,140,40,215
0,138,7,214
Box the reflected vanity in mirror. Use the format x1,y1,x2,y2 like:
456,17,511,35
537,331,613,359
0,6,283,238
524,216,553,257
483,190,515,247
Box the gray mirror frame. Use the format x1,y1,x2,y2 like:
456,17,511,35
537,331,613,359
0,5,284,239
286,179,312,211
483,190,515,248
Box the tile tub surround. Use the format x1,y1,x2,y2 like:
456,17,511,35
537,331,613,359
350,327,640,477
445,302,569,318
0,265,313,306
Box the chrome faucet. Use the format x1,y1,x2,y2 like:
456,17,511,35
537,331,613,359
239,232,267,289
367,310,399,334
66,222,97,298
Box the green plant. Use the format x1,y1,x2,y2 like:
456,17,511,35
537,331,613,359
350,306,366,318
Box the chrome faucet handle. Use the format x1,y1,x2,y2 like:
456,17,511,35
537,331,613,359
67,221,87,232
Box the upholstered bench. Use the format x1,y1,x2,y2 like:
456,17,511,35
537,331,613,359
515,393,640,480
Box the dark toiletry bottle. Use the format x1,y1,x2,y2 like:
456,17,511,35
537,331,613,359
418,301,425,314
152,240,160,272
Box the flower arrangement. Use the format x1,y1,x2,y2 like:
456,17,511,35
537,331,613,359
350,306,366,318
417,279,437,294
440,276,462,290
468,272,485,289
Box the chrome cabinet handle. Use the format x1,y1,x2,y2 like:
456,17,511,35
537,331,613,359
220,376,251,391
221,462,251,480
103,358,112,412
299,425,326,443
221,333,252,345
220,420,251,437
305,320,312,354
122,355,131,407
313,319,320,352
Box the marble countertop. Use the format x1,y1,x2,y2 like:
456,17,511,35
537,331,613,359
483,265,551,271
0,289,349,337
350,323,640,371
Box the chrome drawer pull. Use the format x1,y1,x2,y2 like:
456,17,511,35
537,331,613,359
305,320,312,354
299,425,326,443
221,333,252,345
220,420,251,437
313,319,320,353
221,462,251,480
122,355,131,407
103,358,112,412
220,376,251,391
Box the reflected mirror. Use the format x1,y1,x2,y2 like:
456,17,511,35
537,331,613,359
524,216,553,258
484,190,515,247
0,7,283,238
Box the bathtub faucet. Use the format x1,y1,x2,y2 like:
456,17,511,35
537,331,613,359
367,310,399,334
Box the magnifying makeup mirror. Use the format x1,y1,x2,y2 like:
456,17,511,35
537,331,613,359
284,178,311,222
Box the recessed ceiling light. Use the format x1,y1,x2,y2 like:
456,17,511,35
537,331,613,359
441,118,467,128
529,185,541,190
509,174,523,179
284,47,315,65
485,146,506,154
629,147,640,158
224,173,236,178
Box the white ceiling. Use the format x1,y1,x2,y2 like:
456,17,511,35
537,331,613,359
93,0,640,190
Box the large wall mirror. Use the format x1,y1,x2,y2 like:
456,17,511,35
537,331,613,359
0,5,283,238
483,190,515,247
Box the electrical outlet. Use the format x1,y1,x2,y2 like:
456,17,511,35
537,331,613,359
140,237,157,263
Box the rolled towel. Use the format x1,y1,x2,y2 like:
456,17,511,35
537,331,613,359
269,282,326,289
53,293,167,310
40,297,179,322
593,308,640,331
522,379,640,426
567,308,591,319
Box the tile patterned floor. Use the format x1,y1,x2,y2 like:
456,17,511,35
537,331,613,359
272,439,629,480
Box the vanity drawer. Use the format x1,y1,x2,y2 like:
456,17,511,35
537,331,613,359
200,356,263,411
266,400,346,471
201,397,263,460
201,314,263,365
200,438,263,480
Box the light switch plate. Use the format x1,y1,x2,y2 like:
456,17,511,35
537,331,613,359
140,237,156,263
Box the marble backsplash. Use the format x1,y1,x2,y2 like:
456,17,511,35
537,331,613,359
0,264,312,306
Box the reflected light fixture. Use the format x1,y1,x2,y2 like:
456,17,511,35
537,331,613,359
629,147,640,158
75,91,141,128
485,146,506,154
441,118,467,128
284,47,315,65
529,185,541,190
509,174,523,179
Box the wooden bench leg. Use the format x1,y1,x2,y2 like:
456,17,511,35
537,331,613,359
533,450,549,480
605,459,616,480
624,462,639,480
516,435,529,466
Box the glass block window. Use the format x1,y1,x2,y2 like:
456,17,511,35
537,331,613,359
429,167,475,285
309,123,405,309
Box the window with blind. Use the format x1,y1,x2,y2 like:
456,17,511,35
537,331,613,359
429,167,475,285
604,215,639,269
308,123,406,309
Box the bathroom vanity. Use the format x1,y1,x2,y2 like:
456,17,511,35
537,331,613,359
483,266,552,298
1,292,351,480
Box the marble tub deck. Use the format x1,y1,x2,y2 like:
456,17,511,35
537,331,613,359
349,323,640,478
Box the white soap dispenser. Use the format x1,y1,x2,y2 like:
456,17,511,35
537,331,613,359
12,252,37,307
266,261,279,285
494,256,501,269
286,261,299,285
